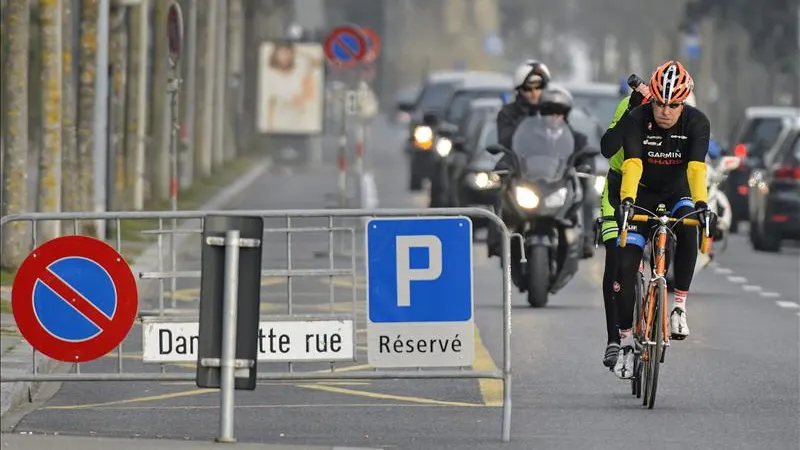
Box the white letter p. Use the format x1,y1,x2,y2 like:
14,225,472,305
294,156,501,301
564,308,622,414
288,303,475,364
395,235,442,307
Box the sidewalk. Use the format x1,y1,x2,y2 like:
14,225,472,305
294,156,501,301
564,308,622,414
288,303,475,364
0,156,272,422
0,433,383,450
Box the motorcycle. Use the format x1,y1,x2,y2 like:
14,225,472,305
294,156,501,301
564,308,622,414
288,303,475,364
663,155,740,290
487,116,600,307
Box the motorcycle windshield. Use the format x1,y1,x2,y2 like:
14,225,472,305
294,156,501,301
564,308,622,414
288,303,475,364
511,116,575,182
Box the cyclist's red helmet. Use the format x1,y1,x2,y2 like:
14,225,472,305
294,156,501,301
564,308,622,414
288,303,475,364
649,60,694,105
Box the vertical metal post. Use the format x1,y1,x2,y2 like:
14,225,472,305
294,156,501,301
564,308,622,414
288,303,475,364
217,229,240,443
93,0,111,238
501,228,512,442
168,75,181,308
182,0,198,188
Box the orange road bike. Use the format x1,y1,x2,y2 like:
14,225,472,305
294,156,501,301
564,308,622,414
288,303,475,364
619,205,712,409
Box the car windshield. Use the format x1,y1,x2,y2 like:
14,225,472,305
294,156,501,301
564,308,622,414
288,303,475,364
479,122,498,148
446,90,506,124
415,82,456,112
511,116,575,181
792,135,800,160
571,93,619,127
740,118,785,157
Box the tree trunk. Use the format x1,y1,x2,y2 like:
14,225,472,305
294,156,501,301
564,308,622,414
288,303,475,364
148,0,170,203
76,0,98,226
61,0,79,222
195,0,216,178
1,0,30,269
123,0,147,210
37,0,64,242
108,6,126,212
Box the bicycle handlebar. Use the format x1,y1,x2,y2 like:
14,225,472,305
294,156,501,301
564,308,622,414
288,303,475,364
618,207,712,254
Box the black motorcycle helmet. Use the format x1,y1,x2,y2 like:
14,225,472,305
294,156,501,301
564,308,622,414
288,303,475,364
538,85,573,117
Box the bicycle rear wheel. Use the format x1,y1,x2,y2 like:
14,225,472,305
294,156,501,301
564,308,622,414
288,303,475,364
631,271,645,397
645,283,665,409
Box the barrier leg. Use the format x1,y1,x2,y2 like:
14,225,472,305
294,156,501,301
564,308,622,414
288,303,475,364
216,229,240,443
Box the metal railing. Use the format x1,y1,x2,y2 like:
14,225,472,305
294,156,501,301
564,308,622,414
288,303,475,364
0,207,514,441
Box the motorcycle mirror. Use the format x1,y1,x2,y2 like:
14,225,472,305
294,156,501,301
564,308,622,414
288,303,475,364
576,164,594,175
486,144,508,155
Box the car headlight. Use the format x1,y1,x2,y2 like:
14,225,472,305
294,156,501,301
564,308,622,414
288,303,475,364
468,172,501,189
514,186,539,209
435,137,452,156
544,187,568,208
413,126,433,150
594,175,606,195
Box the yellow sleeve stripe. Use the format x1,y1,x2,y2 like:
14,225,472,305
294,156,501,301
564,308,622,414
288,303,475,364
687,161,708,204
620,158,643,201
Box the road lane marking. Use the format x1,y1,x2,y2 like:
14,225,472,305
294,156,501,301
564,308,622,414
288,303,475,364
43,388,217,410
293,384,484,408
775,301,799,309
58,403,463,411
742,285,762,292
759,292,781,298
714,267,733,275
727,276,747,283
165,278,290,302
473,328,502,407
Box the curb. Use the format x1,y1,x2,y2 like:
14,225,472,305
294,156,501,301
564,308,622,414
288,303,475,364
0,156,271,422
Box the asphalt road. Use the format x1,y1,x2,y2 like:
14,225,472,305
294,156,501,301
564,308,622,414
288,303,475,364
5,118,799,450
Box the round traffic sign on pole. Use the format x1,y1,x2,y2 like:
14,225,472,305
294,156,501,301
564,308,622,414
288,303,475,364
324,25,367,68
359,27,381,63
11,235,139,363
167,1,184,68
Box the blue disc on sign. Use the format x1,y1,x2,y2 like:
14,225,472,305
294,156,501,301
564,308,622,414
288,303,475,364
332,33,360,61
33,257,116,342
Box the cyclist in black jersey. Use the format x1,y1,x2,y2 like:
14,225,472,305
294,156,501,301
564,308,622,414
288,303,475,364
612,60,713,379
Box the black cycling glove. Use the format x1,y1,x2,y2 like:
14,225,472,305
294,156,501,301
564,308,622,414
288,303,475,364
616,197,635,230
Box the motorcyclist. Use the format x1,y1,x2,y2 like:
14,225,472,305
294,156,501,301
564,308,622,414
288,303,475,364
496,60,552,149
487,85,594,261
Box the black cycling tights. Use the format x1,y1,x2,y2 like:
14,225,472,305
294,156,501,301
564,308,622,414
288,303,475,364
602,240,619,344
617,205,699,331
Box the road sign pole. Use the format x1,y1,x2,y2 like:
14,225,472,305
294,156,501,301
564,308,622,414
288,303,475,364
167,1,184,308
217,229,240,443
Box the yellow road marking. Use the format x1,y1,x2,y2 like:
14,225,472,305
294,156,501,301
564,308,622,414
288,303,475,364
44,388,217,410
159,381,371,387
164,279,288,302
58,403,455,411
294,384,484,408
472,328,503,407
320,276,367,290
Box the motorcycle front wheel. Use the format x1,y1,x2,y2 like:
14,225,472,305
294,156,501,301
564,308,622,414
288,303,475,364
526,245,550,308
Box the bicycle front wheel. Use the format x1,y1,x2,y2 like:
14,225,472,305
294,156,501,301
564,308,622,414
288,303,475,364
646,283,665,409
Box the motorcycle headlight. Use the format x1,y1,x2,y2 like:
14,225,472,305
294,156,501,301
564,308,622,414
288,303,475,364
435,137,452,157
544,187,568,208
514,186,539,209
468,171,501,189
594,175,606,195
413,126,433,150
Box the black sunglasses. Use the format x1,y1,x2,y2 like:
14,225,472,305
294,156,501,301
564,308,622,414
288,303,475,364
653,100,683,109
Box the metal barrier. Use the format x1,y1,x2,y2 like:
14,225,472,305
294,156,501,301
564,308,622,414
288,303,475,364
0,208,514,442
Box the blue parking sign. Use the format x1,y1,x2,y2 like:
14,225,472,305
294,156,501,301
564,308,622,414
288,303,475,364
365,217,475,368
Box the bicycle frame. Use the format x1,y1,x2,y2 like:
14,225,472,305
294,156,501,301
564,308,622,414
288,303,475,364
619,205,710,408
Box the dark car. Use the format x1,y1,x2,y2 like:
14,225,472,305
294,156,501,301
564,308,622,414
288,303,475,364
722,107,800,232
445,99,504,219
398,71,511,190
426,78,514,206
747,117,800,252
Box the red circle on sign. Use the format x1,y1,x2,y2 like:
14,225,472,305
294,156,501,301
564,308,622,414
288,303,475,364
359,27,381,63
11,235,139,363
324,26,367,68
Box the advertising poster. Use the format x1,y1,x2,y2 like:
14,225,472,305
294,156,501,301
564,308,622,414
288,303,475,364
256,41,325,135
